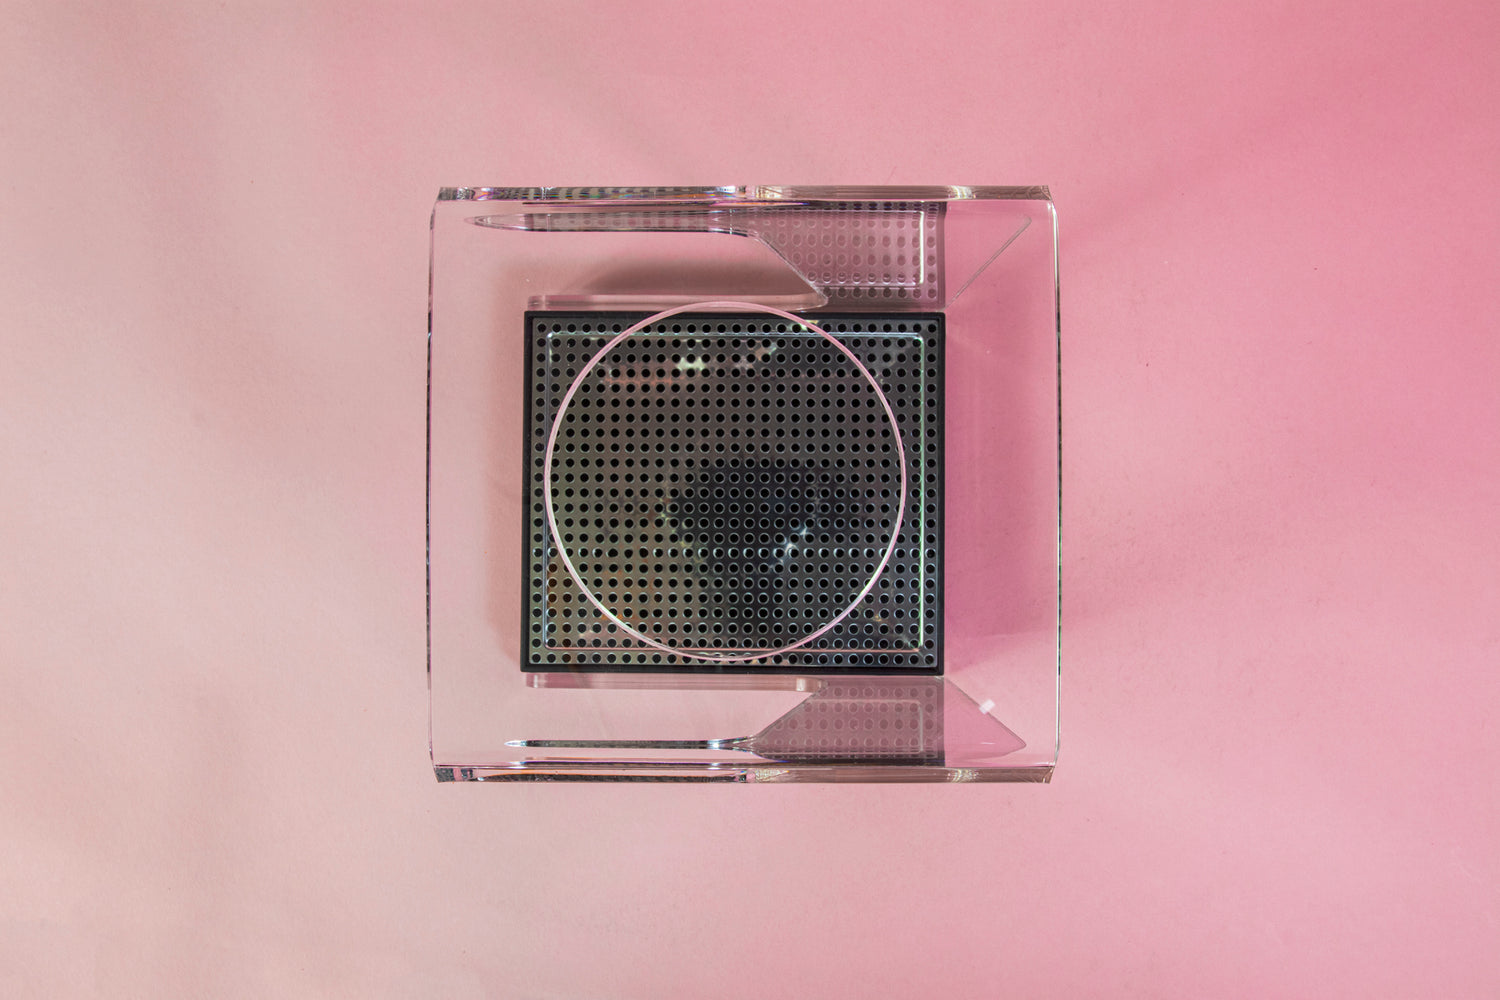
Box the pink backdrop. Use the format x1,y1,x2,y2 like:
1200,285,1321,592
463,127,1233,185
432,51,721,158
3,3,1497,996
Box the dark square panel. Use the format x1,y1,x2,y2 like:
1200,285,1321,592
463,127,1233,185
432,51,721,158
522,312,944,673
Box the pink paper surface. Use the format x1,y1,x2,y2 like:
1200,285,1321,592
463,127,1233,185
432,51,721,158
2,3,1497,997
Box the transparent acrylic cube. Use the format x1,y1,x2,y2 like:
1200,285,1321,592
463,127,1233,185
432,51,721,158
429,186,1059,782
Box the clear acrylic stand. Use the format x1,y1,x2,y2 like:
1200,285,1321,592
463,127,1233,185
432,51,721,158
429,187,1059,782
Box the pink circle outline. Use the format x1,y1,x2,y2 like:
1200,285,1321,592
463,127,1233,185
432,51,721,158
542,300,910,664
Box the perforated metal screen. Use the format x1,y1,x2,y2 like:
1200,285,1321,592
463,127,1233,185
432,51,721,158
523,312,944,673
